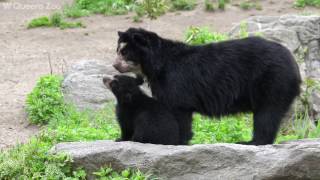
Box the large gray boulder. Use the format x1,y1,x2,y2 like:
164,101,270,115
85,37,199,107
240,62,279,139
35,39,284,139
62,60,117,110
52,139,320,180
62,60,151,110
230,15,320,121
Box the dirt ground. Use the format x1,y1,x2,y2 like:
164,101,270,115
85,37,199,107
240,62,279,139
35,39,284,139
0,0,317,149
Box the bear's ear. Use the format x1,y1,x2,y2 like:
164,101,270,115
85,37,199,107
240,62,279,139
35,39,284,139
135,75,144,85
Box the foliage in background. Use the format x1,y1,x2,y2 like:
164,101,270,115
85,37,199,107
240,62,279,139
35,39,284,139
0,75,138,179
26,75,65,124
170,0,197,11
239,0,262,10
28,12,83,29
191,114,252,144
93,167,155,179
28,0,200,27
294,0,320,8
185,27,228,45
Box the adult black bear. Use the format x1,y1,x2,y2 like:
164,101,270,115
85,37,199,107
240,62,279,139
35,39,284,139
103,75,180,145
112,28,301,145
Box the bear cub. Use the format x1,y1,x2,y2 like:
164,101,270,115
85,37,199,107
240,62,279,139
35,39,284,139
103,75,180,145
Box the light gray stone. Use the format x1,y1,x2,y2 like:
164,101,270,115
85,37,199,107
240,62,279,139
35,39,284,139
62,60,151,111
51,139,320,180
62,60,117,110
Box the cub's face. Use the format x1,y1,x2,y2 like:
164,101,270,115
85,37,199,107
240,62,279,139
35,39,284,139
103,75,144,101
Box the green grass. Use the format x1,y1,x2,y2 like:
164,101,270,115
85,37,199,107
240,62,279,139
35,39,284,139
204,0,217,12
239,1,254,10
170,0,197,11
294,0,320,8
28,13,84,29
27,16,51,28
28,0,200,27
185,27,229,45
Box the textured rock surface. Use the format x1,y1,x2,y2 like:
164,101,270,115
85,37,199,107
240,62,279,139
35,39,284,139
62,60,117,110
62,60,151,110
52,139,320,180
230,15,320,121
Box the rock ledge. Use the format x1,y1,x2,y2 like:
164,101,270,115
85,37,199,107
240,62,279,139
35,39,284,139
52,139,320,180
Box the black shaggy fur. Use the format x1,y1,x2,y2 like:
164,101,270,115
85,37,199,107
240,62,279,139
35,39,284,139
103,75,180,145
115,28,301,145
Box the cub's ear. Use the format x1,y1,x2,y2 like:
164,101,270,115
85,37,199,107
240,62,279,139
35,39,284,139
135,75,144,85
132,33,148,47
118,31,125,37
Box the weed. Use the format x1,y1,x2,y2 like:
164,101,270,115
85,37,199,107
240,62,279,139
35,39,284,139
170,0,197,11
63,4,91,18
185,27,228,45
191,114,252,144
205,0,216,12
93,167,155,179
294,0,320,8
142,0,168,19
26,75,65,124
27,12,83,29
27,16,51,28
218,0,226,10
239,1,253,10
237,1,262,10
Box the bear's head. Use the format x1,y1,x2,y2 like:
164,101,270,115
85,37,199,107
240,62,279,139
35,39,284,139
103,75,144,103
113,28,163,76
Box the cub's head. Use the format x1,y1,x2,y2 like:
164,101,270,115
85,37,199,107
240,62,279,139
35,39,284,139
103,75,144,102
113,28,161,75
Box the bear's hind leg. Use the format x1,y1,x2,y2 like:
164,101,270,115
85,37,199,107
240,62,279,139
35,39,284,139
239,106,287,145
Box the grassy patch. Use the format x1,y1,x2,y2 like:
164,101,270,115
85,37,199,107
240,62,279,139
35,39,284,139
294,0,320,8
191,114,252,144
28,13,84,29
170,0,197,11
27,16,51,28
185,27,229,45
239,1,254,10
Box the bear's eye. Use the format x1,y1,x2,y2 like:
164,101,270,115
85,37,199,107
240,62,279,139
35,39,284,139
120,49,127,55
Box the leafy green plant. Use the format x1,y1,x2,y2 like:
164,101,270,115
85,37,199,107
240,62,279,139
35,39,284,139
27,12,83,29
204,0,216,12
218,0,226,10
93,167,154,179
191,114,252,144
294,0,320,8
170,0,197,11
0,75,122,179
27,16,51,28
26,75,65,124
185,27,228,45
239,1,262,10
142,0,168,19
239,1,253,10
